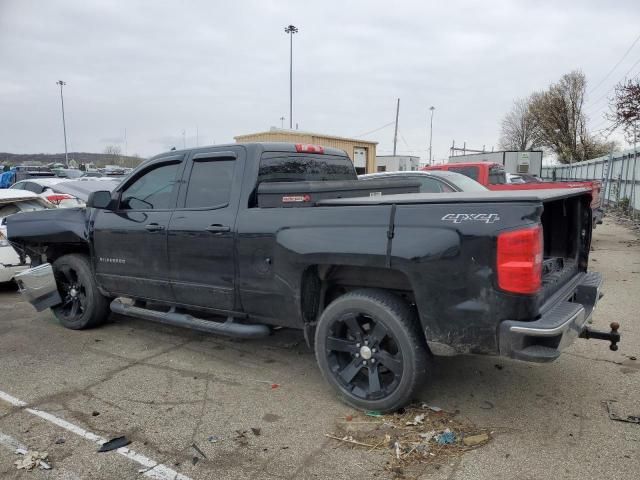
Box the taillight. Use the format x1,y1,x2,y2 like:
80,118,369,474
497,225,543,294
295,143,324,154
46,194,74,204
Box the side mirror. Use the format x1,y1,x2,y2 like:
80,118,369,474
87,190,113,210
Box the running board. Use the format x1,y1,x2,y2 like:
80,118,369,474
110,299,271,339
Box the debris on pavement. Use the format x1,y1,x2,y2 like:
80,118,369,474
234,430,249,446
98,436,131,452
463,433,490,446
54,438,65,445
436,429,456,445
605,400,640,424
14,449,51,470
251,427,261,436
191,443,207,459
91,411,100,417
270,383,280,389
406,414,425,426
207,435,223,443
327,404,490,473
480,400,495,410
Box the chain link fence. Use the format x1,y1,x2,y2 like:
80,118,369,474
541,147,640,214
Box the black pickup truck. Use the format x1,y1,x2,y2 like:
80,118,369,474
7,142,620,412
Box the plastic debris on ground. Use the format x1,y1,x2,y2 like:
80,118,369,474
14,450,51,470
98,436,131,452
327,404,490,474
436,429,456,445
605,400,640,424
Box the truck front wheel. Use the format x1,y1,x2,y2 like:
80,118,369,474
51,254,110,330
315,289,428,412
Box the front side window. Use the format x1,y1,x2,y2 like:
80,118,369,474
120,162,180,210
184,158,235,208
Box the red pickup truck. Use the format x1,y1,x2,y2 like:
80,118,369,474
423,162,603,225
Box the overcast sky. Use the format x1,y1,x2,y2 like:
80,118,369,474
1,0,639,161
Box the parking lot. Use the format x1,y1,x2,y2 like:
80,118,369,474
0,219,638,480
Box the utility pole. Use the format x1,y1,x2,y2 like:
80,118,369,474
428,106,435,165
124,128,128,156
280,116,285,129
56,80,69,167
182,129,186,149
284,25,298,129
196,126,199,147
393,98,400,156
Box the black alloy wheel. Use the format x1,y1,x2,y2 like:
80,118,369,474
325,311,403,401
315,289,429,412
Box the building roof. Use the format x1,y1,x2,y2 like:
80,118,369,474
235,127,378,145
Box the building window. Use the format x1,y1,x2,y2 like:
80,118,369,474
377,166,386,172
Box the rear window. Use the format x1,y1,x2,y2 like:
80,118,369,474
489,166,506,185
258,153,357,184
449,166,479,181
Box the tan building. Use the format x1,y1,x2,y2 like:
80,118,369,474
234,128,377,174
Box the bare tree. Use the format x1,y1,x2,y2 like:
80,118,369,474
607,79,640,143
103,145,123,166
527,70,609,163
498,97,541,150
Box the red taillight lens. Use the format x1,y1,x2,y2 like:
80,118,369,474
46,194,74,203
497,225,543,294
295,143,324,154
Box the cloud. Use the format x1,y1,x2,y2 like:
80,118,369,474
0,0,639,159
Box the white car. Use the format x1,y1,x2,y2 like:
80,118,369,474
9,178,84,208
0,190,52,283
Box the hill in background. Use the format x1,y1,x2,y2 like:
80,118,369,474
1,151,145,169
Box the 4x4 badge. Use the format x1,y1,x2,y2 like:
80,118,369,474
441,213,500,224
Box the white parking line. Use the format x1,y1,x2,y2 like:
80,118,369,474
0,389,192,480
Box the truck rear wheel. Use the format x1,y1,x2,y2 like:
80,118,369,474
315,289,428,413
51,254,110,330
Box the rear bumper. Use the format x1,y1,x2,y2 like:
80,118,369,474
14,263,62,312
499,271,602,363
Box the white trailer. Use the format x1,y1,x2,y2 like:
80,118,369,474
448,151,543,176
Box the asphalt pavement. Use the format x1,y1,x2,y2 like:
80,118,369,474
0,219,638,479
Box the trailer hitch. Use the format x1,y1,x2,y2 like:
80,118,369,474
580,321,620,351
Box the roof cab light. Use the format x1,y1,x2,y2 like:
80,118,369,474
497,225,543,295
295,143,324,154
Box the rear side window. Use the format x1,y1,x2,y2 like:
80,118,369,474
418,177,447,193
258,154,356,184
184,158,235,208
489,166,506,185
120,162,180,210
449,166,479,181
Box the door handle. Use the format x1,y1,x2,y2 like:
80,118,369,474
206,224,230,233
145,223,165,232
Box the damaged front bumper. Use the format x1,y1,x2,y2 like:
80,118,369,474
499,271,617,363
14,263,62,312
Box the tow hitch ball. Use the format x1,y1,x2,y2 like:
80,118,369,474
580,322,621,351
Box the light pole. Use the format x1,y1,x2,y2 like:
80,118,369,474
182,129,186,149
280,116,285,129
428,106,435,165
56,80,69,167
284,24,298,129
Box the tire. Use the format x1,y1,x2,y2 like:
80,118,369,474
314,288,429,413
51,254,110,330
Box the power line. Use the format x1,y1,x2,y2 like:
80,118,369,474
586,58,640,115
588,31,640,95
352,121,395,138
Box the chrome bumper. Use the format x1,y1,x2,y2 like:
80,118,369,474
15,263,62,312
499,272,603,363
